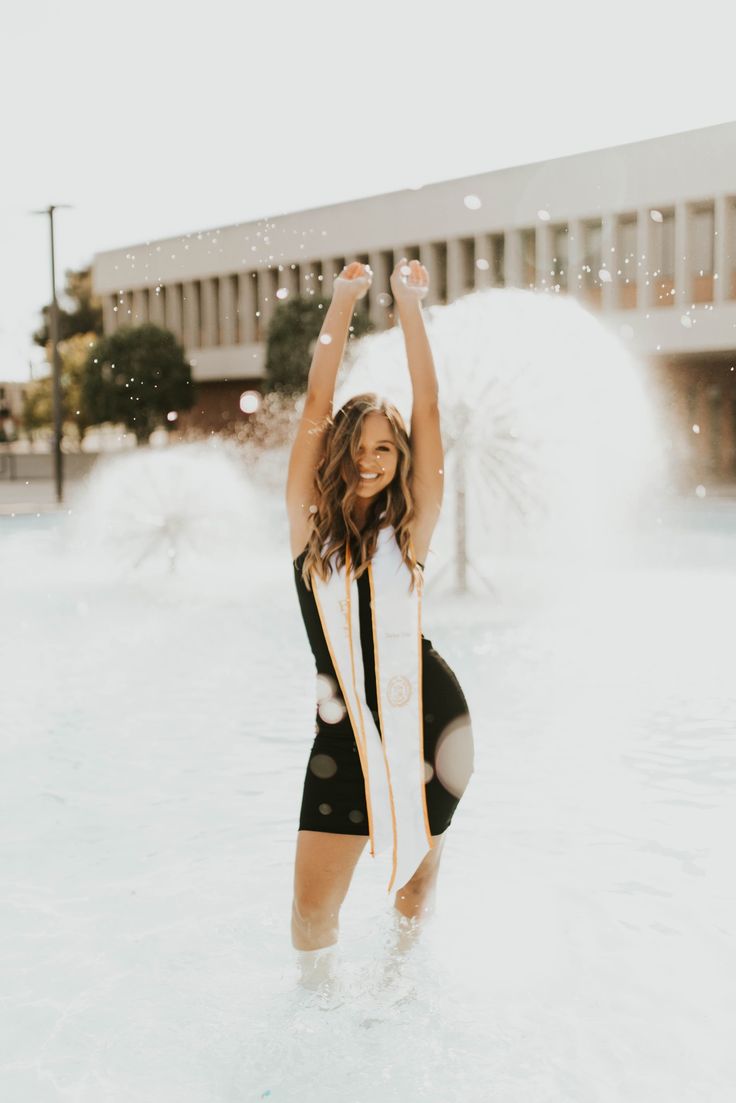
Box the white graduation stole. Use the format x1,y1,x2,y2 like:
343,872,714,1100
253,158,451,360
310,524,434,893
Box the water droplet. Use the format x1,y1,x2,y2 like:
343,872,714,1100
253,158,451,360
316,674,335,701
434,716,475,798
537,209,551,221
464,194,482,210
319,334,333,345
649,209,664,223
319,698,346,725
318,803,333,815
348,809,365,823
239,390,261,414
309,753,338,779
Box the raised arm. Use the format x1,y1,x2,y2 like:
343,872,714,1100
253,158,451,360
285,262,372,558
391,259,444,547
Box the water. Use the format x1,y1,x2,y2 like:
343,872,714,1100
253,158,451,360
1,286,734,1101
2,470,734,1102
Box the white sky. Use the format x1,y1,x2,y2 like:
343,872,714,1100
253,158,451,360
2,0,735,383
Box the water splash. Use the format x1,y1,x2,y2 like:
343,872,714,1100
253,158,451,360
340,287,669,590
63,440,260,579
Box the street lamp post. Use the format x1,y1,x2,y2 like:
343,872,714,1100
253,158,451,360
31,204,72,503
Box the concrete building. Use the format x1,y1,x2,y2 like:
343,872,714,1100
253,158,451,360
92,121,736,481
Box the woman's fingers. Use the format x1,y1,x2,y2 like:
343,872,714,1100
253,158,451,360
334,260,373,300
393,258,427,282
337,257,428,302
341,260,372,281
390,257,429,301
393,257,425,277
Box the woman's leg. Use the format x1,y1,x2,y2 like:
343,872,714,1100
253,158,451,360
291,829,369,951
392,831,447,926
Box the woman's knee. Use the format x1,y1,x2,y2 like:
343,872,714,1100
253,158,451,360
395,866,438,904
292,830,367,919
292,887,341,929
291,893,342,951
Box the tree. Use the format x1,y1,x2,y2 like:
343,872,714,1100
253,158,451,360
60,332,101,445
25,266,105,444
33,267,103,347
20,332,100,446
21,376,53,441
264,295,373,396
81,324,196,444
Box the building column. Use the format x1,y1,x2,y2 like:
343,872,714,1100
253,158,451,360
320,258,340,298
103,295,117,334
567,219,585,300
257,268,277,335
237,272,257,344
200,277,218,347
713,194,731,304
182,281,200,348
149,285,165,327
535,222,553,292
131,289,148,325
503,229,524,290
299,261,319,298
165,283,183,342
278,262,300,303
394,245,414,263
473,234,492,290
600,214,617,311
219,275,237,346
445,238,464,302
674,201,690,307
636,207,652,311
117,291,131,325
367,250,392,330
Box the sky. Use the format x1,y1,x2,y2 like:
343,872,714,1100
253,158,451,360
2,0,735,383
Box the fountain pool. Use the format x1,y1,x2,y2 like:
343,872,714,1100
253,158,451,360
1,469,734,1102
1,286,734,1101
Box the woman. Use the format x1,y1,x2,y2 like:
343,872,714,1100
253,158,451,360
286,258,474,989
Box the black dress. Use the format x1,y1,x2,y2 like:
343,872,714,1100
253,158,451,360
293,546,474,837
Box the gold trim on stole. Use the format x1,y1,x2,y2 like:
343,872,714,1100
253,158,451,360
408,533,434,849
309,558,378,855
309,533,433,888
377,537,434,855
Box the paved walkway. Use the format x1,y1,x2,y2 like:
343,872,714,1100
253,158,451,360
0,477,82,515
0,451,99,515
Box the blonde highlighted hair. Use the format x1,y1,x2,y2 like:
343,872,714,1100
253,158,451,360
297,392,421,593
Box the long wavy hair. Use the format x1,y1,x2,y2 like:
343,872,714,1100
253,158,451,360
298,392,421,593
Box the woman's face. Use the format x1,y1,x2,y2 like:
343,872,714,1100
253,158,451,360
352,412,399,498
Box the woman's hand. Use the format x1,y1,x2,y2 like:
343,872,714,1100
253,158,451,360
333,260,373,302
390,257,429,308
